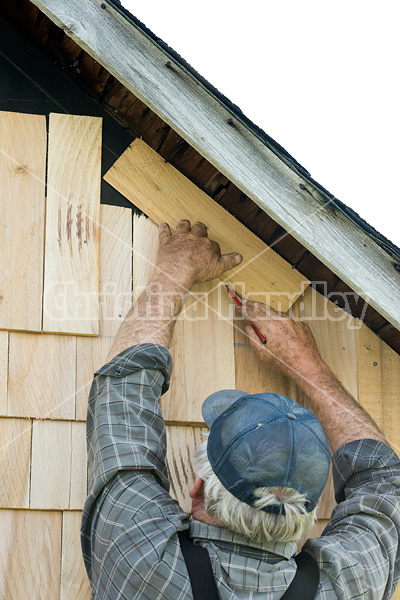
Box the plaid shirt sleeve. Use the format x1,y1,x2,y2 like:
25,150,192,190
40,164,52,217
80,343,194,599
305,438,400,600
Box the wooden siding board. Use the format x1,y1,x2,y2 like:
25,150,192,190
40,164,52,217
43,113,102,335
98,204,132,338
8,332,76,420
0,331,8,415
357,323,400,453
61,511,91,600
76,336,112,421
0,111,46,332
0,509,62,600
132,213,159,301
30,420,72,509
165,426,206,514
105,139,308,312
76,204,133,420
162,281,236,424
0,418,31,508
70,421,88,509
295,287,359,399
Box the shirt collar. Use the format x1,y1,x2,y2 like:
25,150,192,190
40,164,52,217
189,519,297,561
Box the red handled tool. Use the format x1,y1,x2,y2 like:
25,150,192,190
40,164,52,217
225,286,267,344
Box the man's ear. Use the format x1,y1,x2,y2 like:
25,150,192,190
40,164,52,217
189,476,204,499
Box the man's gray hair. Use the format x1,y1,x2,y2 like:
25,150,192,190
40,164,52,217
195,440,316,543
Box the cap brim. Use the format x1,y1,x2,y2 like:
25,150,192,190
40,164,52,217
202,389,247,428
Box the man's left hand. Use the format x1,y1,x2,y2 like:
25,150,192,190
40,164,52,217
155,219,242,288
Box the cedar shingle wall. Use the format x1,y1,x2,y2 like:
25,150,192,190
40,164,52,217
1,112,399,599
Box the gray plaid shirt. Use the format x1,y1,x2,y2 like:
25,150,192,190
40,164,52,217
81,344,400,599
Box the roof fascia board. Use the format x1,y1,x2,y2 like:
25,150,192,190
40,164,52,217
30,0,400,330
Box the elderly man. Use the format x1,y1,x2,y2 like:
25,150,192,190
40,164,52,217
81,219,400,599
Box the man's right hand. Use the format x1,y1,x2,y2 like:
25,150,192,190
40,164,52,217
240,300,326,386
240,299,386,452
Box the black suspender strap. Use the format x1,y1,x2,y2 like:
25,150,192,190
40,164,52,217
178,529,219,599
178,528,320,600
282,550,320,599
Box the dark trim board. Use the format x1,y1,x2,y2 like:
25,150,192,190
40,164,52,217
0,15,134,210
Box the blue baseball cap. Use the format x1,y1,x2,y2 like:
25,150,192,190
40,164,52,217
202,390,331,514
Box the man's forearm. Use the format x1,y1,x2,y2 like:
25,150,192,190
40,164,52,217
292,358,386,453
107,270,190,362
241,301,387,454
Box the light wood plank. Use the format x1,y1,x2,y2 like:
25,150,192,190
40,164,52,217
0,331,8,415
70,422,88,509
76,205,133,419
105,139,308,311
30,420,72,509
161,281,235,424
61,511,91,600
8,332,76,420
0,418,32,508
357,323,400,454
0,111,46,331
99,204,132,338
30,0,399,329
166,426,207,513
133,213,159,301
76,336,112,421
43,113,102,335
294,287,359,399
0,509,62,600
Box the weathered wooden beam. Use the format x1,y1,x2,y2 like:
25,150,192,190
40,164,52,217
29,0,400,330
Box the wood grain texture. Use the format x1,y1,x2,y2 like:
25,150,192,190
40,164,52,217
105,139,308,311
357,323,400,454
43,113,102,335
294,287,359,399
161,282,235,424
61,511,91,600
0,331,8,416
76,205,133,419
133,213,159,301
166,426,206,513
0,509,62,600
31,0,400,328
99,204,132,338
8,332,76,420
70,422,88,509
30,420,72,509
0,111,46,332
0,418,32,508
76,336,112,421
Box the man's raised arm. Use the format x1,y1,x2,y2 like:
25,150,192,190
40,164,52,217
240,301,386,453
107,219,242,361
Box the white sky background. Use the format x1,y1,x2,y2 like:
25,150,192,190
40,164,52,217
121,0,400,247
